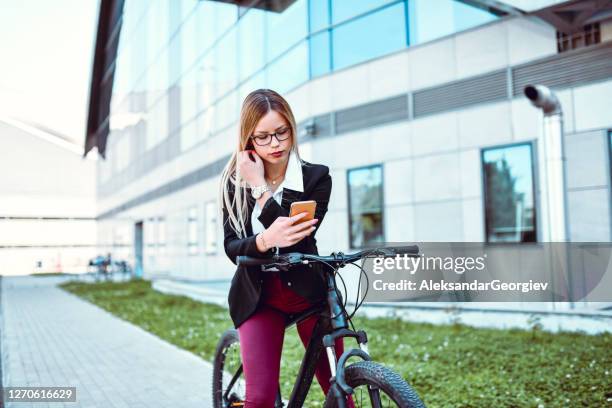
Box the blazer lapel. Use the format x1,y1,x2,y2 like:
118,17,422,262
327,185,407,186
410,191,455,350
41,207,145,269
281,188,303,212
246,187,255,236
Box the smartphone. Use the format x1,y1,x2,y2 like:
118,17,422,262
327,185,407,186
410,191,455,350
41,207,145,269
289,200,317,225
246,149,256,162
245,140,256,162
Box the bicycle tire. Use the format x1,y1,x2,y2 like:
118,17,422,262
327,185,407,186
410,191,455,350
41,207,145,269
323,361,425,408
212,329,241,408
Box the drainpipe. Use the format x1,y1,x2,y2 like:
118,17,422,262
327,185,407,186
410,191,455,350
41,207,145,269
524,84,573,308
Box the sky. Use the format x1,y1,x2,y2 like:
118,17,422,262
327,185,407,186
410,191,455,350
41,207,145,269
0,0,99,145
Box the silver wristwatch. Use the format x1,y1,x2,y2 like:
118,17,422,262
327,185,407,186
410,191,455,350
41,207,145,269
251,183,270,199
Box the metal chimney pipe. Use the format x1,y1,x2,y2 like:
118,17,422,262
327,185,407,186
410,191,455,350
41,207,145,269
524,84,573,309
523,84,569,242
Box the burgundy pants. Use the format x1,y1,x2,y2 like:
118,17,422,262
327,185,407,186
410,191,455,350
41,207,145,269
237,273,356,408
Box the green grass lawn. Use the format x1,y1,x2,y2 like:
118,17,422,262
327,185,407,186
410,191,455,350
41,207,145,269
31,272,72,277
59,278,611,408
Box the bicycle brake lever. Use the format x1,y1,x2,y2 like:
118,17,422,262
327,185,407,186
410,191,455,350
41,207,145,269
284,252,305,265
262,253,304,272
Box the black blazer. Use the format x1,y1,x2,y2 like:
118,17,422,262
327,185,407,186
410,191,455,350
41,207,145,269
222,159,332,329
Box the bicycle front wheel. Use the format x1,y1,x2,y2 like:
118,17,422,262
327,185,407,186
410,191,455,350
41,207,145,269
323,361,425,408
212,329,246,408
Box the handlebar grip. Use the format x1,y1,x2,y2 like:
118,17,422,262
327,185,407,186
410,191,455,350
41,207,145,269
236,256,273,266
390,245,419,255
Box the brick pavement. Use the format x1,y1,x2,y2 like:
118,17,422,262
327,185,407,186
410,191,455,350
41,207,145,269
1,276,213,408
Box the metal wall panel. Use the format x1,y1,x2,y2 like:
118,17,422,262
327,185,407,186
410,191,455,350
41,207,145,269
335,95,408,134
413,70,508,118
512,41,612,95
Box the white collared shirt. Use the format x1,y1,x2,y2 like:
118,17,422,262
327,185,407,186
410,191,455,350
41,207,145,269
251,150,304,249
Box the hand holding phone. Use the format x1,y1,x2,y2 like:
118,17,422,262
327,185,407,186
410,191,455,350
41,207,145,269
289,200,317,225
264,201,319,248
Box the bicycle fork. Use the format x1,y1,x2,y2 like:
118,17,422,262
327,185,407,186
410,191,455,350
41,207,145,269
324,329,378,408
323,270,380,406
324,340,368,376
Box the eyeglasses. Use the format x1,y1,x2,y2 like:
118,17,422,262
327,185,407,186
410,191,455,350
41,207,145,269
250,127,291,146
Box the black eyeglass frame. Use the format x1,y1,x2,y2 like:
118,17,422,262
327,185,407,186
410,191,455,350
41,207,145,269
249,127,291,146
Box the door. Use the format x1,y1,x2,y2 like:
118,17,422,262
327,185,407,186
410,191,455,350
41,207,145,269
134,221,143,277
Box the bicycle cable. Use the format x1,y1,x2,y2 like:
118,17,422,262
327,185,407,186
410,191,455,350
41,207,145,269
313,248,384,333
347,260,370,321
345,247,387,321
342,248,383,328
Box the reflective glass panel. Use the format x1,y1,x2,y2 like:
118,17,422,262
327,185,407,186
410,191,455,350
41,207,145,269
332,2,405,70
482,143,537,243
348,165,385,248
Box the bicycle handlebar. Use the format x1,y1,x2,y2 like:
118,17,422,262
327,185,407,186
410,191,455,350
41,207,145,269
236,245,419,269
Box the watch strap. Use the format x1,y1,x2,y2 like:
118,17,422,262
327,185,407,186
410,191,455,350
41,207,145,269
251,183,270,198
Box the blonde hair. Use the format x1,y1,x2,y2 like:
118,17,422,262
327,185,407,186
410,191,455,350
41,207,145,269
218,89,302,239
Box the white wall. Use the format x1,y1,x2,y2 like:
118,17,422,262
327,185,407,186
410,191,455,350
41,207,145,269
0,119,97,275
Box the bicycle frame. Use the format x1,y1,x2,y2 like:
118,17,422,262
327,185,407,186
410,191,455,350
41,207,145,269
227,265,371,408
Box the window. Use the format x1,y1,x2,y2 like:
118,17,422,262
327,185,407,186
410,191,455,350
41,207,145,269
188,207,199,255
238,70,265,107
145,95,169,150
180,12,198,79
267,41,309,94
347,164,384,248
557,23,601,53
482,143,537,243
266,0,308,63
157,217,166,255
310,30,331,77
332,2,406,70
146,1,169,95
205,201,218,254
194,1,238,54
309,0,330,32
331,0,397,25
214,27,238,100
408,0,501,45
609,130,612,186
115,134,130,172
179,68,198,129
145,217,157,261
238,8,266,82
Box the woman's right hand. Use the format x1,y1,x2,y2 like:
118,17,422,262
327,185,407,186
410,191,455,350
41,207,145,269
237,150,265,188
264,212,319,248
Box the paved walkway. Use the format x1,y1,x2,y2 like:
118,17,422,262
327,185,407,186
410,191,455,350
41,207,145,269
1,276,213,408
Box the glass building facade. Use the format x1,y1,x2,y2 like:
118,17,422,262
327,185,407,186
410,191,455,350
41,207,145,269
104,0,501,186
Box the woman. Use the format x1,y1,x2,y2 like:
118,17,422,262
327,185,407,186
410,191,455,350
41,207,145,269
218,89,354,407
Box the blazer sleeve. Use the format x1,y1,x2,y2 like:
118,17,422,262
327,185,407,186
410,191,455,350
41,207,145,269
257,165,332,238
222,189,275,266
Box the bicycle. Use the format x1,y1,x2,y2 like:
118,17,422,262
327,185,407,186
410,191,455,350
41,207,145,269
212,245,426,408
